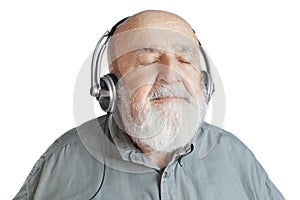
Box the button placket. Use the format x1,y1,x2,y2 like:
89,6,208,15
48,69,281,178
160,163,176,200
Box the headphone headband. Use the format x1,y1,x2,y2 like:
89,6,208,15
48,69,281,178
108,17,130,37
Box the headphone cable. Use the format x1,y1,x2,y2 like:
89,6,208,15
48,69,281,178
89,113,110,200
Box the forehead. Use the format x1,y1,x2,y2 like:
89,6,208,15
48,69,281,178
109,28,199,61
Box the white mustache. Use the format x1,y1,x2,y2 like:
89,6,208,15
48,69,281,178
148,84,191,102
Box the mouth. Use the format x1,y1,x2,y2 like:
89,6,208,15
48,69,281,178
150,96,189,102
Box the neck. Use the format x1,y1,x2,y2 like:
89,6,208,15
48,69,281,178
145,151,174,169
136,144,175,168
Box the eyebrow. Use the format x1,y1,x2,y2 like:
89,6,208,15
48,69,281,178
176,44,195,53
135,45,196,55
135,48,160,62
135,47,158,54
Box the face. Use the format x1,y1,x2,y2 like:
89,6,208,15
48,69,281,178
111,28,207,153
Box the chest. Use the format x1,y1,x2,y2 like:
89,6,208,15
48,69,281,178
96,162,252,200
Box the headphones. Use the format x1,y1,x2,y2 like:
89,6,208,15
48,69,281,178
90,17,215,113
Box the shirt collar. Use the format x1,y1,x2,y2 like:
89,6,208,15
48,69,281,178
77,115,221,172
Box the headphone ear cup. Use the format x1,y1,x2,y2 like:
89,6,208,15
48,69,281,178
201,70,214,103
98,74,118,113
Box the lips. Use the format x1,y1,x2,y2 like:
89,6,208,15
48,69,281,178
150,96,189,102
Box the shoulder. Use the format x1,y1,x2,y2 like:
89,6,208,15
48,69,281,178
29,115,107,177
198,122,254,158
188,123,285,199
27,127,80,177
43,127,80,157
201,122,246,144
196,122,268,181
195,122,264,176
14,116,107,199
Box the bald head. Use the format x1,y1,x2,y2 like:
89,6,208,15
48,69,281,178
108,10,200,77
114,10,198,41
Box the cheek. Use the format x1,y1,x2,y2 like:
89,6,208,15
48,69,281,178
129,85,152,112
181,69,203,99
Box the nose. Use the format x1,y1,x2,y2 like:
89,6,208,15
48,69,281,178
156,68,182,84
156,54,182,84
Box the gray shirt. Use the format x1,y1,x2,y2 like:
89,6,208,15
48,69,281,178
14,115,285,199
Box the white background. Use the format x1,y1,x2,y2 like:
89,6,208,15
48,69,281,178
1,0,299,199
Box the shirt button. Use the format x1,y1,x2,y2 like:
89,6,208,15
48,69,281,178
163,172,168,178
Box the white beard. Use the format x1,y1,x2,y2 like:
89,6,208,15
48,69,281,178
114,82,207,153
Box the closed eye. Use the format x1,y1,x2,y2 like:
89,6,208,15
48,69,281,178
142,60,159,66
178,59,191,64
